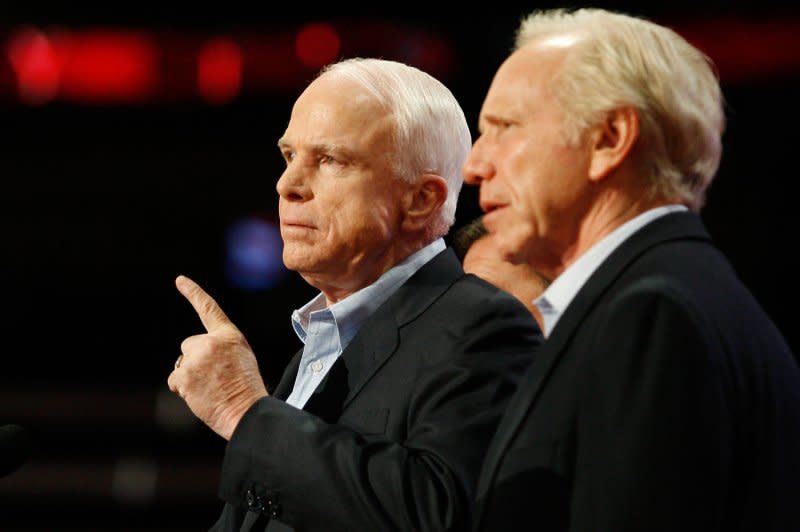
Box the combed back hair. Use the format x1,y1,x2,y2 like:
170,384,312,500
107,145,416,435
515,8,725,211
321,57,472,239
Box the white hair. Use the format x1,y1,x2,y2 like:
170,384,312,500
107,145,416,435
516,8,725,211
321,57,472,239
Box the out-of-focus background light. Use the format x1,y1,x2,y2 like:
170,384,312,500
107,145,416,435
295,23,341,69
224,216,287,291
197,37,243,105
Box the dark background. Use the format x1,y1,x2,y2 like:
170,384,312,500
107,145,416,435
1,1,798,530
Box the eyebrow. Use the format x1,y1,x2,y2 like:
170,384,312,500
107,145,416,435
476,113,505,134
276,140,354,161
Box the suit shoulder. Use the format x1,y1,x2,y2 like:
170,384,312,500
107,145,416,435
418,273,540,339
447,273,530,313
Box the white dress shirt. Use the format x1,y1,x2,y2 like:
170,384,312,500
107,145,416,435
534,205,688,337
285,238,446,408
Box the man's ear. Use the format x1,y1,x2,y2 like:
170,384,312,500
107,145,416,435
588,106,639,182
401,174,448,232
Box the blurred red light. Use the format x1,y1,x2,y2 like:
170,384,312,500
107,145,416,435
197,38,242,105
295,23,341,69
55,30,158,103
672,17,800,85
7,28,61,105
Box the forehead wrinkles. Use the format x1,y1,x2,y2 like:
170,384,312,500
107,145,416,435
482,57,535,122
285,77,396,157
335,79,397,154
481,45,567,128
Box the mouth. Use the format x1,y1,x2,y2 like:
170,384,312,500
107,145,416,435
280,217,315,229
479,199,507,216
280,220,317,237
479,201,509,232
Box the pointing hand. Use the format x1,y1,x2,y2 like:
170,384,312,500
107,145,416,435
168,275,268,440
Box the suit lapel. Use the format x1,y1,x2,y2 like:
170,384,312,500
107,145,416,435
302,249,463,418
475,212,712,516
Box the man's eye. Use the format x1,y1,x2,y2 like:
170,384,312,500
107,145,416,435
282,150,295,162
320,155,337,165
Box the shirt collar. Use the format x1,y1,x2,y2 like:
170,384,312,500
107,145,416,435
291,238,446,348
534,205,687,337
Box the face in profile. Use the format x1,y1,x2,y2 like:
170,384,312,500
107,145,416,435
276,73,412,292
462,37,594,271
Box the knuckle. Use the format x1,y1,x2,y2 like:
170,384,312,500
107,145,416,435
200,334,220,352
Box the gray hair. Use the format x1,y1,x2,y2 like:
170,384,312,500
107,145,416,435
516,8,725,211
321,57,472,238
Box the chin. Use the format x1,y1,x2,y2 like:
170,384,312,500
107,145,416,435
281,250,307,273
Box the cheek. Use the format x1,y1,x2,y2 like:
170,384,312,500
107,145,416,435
359,183,402,228
500,140,539,195
504,145,566,216
501,171,539,226
320,177,402,244
324,203,374,247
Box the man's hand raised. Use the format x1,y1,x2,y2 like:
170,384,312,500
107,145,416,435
168,275,268,440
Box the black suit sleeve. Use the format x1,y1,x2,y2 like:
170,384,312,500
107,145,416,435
216,281,539,531
572,278,730,531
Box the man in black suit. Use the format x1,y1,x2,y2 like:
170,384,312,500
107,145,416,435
463,7,800,531
168,57,540,531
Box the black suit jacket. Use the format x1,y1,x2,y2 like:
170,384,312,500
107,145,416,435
211,248,541,531
473,212,800,532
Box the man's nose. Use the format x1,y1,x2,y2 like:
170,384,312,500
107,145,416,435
276,167,310,201
462,139,494,185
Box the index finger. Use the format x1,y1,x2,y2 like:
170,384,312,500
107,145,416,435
176,275,233,332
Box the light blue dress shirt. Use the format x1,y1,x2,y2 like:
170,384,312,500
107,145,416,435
285,238,446,409
534,205,688,337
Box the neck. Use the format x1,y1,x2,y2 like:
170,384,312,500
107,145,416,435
306,239,428,306
548,190,675,279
